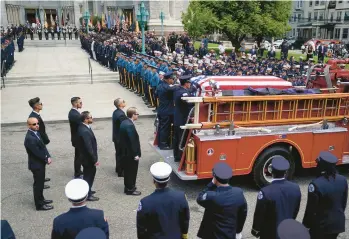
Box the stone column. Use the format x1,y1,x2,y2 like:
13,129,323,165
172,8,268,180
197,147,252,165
20,6,25,24
73,1,81,27
1,1,8,26
147,0,186,36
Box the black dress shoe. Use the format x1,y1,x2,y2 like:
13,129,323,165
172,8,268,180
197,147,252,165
36,204,53,211
91,191,96,194
44,178,50,182
159,146,172,150
87,196,99,201
125,190,141,196
43,200,53,204
44,185,50,189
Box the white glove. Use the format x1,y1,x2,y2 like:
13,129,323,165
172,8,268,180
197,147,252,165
236,233,242,239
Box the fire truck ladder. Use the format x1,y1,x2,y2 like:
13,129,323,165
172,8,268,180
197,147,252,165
182,93,349,129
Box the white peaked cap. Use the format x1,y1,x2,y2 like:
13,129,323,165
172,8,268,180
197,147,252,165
150,162,172,183
65,179,89,202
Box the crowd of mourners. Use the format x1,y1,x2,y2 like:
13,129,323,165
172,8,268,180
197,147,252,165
80,28,329,88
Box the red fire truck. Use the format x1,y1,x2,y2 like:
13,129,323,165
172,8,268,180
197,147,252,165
150,74,349,188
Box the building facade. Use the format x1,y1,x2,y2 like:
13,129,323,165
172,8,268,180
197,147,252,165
1,0,189,35
288,0,349,43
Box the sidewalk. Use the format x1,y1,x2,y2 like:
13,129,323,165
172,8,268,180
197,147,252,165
1,83,155,124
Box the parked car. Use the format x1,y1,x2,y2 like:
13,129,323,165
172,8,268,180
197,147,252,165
287,39,296,50
273,39,284,49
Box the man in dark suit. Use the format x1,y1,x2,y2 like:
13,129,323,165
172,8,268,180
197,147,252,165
68,97,83,178
119,107,141,196
112,98,127,176
77,111,99,201
28,97,50,145
24,117,53,211
51,179,109,239
137,162,190,239
28,97,51,184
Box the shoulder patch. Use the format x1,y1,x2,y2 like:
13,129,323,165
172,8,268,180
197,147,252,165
308,184,315,193
137,201,142,212
202,193,207,200
182,93,188,97
257,191,264,200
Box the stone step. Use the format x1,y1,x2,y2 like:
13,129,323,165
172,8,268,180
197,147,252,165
21,39,80,47
5,75,118,83
4,77,119,87
6,72,118,80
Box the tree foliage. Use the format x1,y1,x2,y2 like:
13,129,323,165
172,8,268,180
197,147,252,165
181,2,219,40
181,1,292,47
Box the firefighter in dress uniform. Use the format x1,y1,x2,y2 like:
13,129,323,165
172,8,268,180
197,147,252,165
37,25,42,40
197,162,248,239
57,26,61,40
156,72,179,150
251,156,302,239
44,27,49,40
68,25,73,40
62,26,67,40
51,179,109,239
136,162,190,239
173,75,193,162
73,26,78,40
302,151,348,239
50,27,55,40
29,26,34,40
277,219,310,239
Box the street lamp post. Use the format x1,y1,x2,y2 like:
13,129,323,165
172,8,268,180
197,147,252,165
136,1,149,54
159,11,165,38
83,10,90,33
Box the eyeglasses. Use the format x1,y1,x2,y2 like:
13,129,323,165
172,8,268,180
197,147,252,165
134,113,139,116
30,123,39,126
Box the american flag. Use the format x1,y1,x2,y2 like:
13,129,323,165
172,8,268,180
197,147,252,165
122,20,126,32
35,9,40,25
116,14,120,32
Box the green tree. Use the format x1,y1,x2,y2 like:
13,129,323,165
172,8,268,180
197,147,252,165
181,2,218,40
182,1,292,48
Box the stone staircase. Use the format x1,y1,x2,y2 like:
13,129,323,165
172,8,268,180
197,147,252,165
22,38,80,47
3,71,120,87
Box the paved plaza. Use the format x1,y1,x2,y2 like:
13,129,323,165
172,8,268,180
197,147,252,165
1,46,155,124
1,119,349,239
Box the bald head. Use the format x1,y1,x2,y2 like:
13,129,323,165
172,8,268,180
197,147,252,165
27,117,39,131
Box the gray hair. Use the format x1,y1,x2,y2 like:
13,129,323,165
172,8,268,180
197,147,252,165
114,98,124,108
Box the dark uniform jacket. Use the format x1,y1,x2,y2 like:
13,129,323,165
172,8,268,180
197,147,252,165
24,130,51,170
252,179,301,239
303,173,348,235
156,81,178,116
1,220,16,239
173,87,193,127
51,206,109,239
119,118,141,158
77,124,98,167
68,108,80,147
137,187,190,239
112,108,127,143
197,182,248,239
28,111,50,145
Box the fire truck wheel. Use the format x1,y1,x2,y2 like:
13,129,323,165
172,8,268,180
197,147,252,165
252,146,295,188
